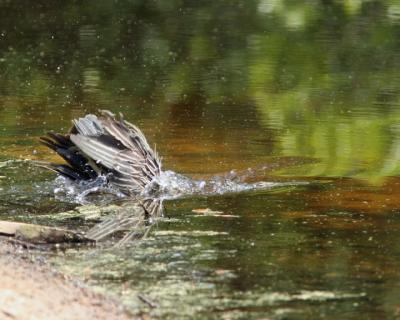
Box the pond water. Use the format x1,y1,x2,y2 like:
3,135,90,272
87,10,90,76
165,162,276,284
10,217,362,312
2,1,400,319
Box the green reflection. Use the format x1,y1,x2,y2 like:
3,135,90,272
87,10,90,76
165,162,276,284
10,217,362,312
2,1,400,181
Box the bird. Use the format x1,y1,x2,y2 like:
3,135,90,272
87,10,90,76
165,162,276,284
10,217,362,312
40,110,162,196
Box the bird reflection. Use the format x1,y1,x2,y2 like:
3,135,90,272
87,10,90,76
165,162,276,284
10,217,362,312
86,198,164,246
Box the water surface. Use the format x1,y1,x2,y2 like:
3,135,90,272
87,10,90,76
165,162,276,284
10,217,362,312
1,1,400,319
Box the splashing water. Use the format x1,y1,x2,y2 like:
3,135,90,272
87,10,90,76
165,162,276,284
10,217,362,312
0,159,307,205
53,175,126,204
52,168,305,204
148,170,294,199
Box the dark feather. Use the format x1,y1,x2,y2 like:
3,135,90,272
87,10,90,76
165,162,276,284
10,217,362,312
40,134,97,180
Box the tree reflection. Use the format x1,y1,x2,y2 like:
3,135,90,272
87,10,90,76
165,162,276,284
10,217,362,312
1,1,400,180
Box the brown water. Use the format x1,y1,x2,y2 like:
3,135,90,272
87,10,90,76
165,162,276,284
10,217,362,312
2,1,400,319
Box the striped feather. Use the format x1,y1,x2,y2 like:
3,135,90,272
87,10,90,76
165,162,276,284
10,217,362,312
41,110,162,195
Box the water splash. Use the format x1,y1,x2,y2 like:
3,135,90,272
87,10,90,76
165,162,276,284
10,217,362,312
53,175,126,204
0,159,307,205
148,170,297,199
52,168,306,204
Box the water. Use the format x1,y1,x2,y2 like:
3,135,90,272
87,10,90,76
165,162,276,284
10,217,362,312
1,1,400,318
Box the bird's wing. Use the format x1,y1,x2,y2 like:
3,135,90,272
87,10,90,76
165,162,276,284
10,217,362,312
70,111,162,194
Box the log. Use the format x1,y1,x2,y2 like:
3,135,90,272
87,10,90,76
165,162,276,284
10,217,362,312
0,221,92,244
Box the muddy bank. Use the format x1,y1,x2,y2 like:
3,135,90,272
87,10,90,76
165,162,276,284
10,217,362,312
0,241,133,320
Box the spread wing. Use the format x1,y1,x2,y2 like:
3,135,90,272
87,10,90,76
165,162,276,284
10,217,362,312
40,110,162,195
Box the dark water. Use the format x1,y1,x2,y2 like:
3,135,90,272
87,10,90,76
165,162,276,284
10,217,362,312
2,1,400,319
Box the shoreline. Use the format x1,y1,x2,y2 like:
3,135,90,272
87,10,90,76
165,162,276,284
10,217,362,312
0,240,134,320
